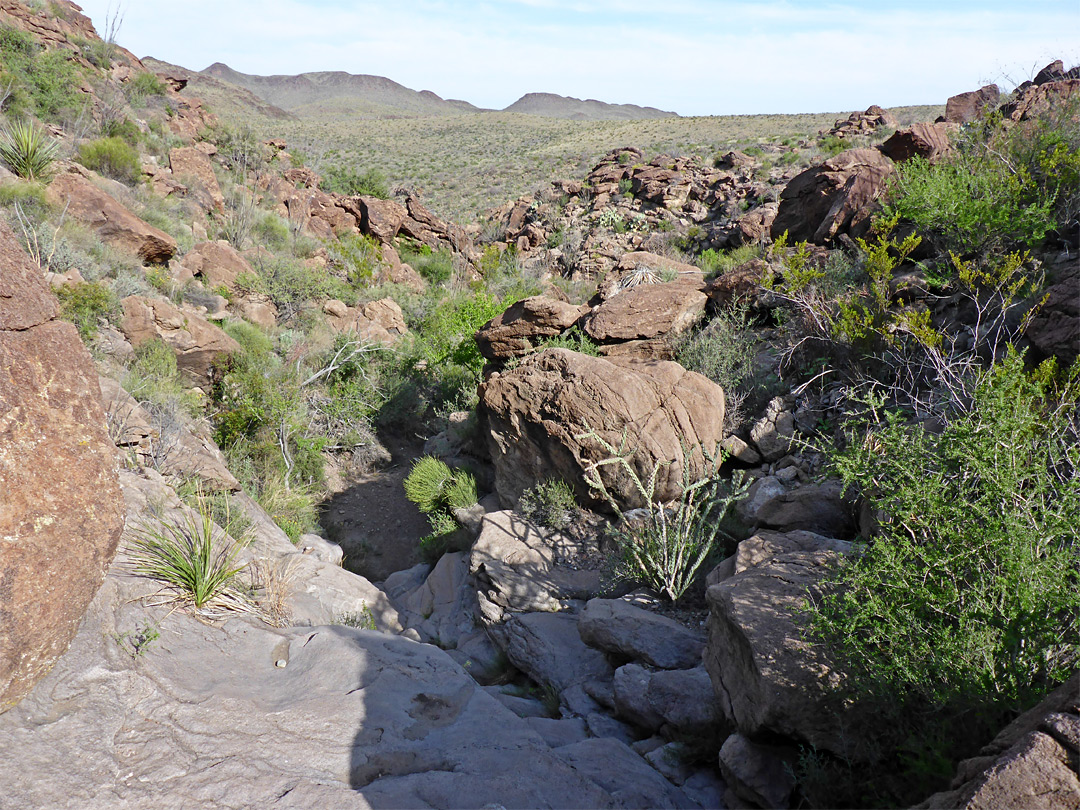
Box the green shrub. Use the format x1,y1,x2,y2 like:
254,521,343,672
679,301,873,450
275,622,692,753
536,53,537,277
819,135,848,156
321,165,389,198
327,233,382,285
100,117,141,146
404,456,478,560
0,119,59,181
252,211,290,251
535,325,601,357
0,25,82,121
55,281,118,340
673,303,758,425
126,71,167,103
517,479,578,531
77,137,141,184
123,337,202,416
400,241,453,285
887,104,1079,255
805,350,1080,806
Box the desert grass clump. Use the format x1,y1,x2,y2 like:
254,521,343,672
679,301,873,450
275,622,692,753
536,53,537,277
404,456,479,561
0,119,59,181
128,505,250,614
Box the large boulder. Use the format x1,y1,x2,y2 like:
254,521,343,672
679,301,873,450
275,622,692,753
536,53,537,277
0,220,124,712
1025,262,1079,365
469,509,603,615
771,148,895,245
183,240,254,290
322,297,408,345
584,280,707,343
497,611,614,698
704,530,860,758
47,172,177,263
475,296,588,361
353,195,407,242
479,348,726,509
943,84,1000,124
579,597,705,669
613,663,723,736
880,122,956,163
119,295,241,387
169,146,225,213
1002,78,1080,124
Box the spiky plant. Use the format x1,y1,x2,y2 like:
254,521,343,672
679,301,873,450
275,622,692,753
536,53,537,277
0,119,60,182
128,506,249,613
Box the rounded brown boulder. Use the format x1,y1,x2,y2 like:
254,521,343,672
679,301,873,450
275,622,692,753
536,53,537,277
0,220,124,712
478,348,725,510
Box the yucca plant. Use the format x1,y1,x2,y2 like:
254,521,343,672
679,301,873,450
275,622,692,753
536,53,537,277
128,506,249,613
0,119,60,181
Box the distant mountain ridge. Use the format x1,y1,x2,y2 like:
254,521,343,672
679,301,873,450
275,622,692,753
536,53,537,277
201,63,486,118
193,63,679,120
504,92,677,121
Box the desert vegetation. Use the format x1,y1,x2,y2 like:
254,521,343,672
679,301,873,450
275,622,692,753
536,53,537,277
0,5,1076,807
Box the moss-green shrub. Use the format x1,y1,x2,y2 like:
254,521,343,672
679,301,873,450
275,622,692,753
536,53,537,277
100,116,141,146
77,136,141,184
321,165,389,198
887,103,1079,255
124,337,202,416
126,71,167,103
399,241,453,285
55,281,118,340
0,27,82,121
804,349,1080,807
404,455,478,561
517,479,578,531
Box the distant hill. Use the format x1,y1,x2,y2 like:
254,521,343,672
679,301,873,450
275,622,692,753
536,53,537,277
503,92,678,121
142,57,294,122
200,63,485,119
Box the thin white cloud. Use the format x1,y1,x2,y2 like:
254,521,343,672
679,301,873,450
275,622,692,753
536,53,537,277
76,0,1078,114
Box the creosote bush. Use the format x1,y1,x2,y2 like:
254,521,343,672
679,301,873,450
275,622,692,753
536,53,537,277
55,281,118,340
803,349,1080,807
77,136,141,184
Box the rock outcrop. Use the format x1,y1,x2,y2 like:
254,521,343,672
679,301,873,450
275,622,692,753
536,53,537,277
705,530,860,758
0,219,124,712
771,148,895,244
475,295,588,361
479,348,726,509
119,295,241,387
943,84,1000,124
47,171,178,263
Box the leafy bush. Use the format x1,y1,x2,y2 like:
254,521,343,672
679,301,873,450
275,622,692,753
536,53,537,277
0,119,59,181
887,103,1079,255
805,350,1080,806
252,211,290,251
77,137,141,184
101,116,141,145
0,26,83,121
321,165,389,198
399,241,453,285
535,325,601,357
126,71,167,103
123,337,202,416
579,428,746,601
327,233,382,285
55,281,118,340
517,479,579,531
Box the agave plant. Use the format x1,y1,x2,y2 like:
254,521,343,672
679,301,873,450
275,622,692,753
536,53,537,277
0,119,60,182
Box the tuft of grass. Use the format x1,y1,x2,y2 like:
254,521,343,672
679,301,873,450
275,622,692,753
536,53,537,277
0,119,60,181
128,506,249,613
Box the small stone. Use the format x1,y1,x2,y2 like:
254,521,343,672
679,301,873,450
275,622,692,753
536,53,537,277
275,659,287,668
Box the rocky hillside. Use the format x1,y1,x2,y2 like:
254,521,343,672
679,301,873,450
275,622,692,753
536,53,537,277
0,1,1077,808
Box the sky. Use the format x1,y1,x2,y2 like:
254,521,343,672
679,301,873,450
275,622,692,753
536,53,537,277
73,0,1079,116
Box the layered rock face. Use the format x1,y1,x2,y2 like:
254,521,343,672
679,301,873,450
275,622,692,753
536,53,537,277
478,348,726,509
0,220,124,711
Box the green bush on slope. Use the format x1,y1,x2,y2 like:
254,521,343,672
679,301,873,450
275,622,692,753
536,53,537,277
803,349,1080,806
